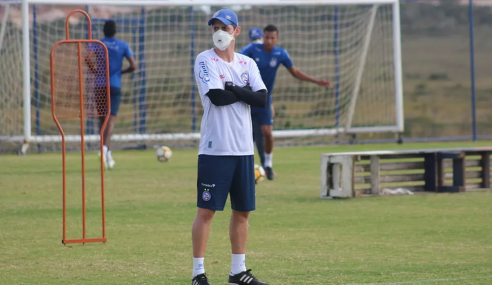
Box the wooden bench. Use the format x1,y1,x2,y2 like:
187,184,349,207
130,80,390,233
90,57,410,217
320,147,492,198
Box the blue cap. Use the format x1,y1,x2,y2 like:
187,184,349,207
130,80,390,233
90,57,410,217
248,27,263,41
208,9,238,27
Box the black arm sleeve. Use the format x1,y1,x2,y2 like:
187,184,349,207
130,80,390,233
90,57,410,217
227,85,267,108
206,89,240,106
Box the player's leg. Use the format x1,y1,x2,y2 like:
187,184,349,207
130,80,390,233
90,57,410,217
259,99,275,180
192,155,235,283
103,87,121,168
251,110,265,167
192,207,215,285
229,210,250,271
95,86,110,168
97,87,121,168
228,155,268,285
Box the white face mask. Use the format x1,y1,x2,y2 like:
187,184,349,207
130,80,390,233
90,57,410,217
212,29,235,51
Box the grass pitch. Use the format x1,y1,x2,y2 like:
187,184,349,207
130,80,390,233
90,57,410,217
1,141,492,284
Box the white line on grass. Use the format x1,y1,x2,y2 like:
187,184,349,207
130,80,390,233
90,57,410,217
341,275,492,285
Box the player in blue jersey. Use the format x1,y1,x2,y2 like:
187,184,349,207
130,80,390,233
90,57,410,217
241,28,266,168
86,20,137,169
240,24,332,180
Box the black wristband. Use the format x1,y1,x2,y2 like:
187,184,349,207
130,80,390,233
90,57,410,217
225,81,235,91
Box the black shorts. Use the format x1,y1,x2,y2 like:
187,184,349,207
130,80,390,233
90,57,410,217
197,155,256,212
94,86,121,116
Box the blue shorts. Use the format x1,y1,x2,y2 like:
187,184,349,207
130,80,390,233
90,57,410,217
251,96,273,126
197,155,256,212
96,86,121,116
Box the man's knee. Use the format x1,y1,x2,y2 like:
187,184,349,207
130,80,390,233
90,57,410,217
261,126,273,137
196,208,216,223
232,210,250,221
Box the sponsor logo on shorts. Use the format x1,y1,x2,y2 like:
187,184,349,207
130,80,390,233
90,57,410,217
201,183,215,188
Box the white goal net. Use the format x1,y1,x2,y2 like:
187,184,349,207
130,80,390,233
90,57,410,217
0,0,403,150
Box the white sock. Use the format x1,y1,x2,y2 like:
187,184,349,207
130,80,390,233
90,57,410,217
264,152,273,168
230,254,246,275
103,145,108,153
192,257,205,278
107,150,113,159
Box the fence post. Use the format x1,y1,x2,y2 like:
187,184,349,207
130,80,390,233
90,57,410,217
468,0,477,142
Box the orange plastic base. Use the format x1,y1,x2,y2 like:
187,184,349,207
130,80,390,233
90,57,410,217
62,237,107,245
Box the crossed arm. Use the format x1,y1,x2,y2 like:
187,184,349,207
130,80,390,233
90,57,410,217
206,83,267,107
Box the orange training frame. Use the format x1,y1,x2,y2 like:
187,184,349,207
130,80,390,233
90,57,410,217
50,9,110,245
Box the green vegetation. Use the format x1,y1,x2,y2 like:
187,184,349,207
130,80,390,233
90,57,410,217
1,142,492,284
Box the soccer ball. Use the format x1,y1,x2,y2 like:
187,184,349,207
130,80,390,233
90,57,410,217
254,164,265,184
156,146,172,162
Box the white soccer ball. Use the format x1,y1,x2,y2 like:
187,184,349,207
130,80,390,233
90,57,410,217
156,146,172,162
254,164,265,184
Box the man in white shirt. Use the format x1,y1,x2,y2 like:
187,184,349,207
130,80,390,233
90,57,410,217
191,8,269,285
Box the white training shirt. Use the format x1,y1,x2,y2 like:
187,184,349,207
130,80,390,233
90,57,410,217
194,48,267,156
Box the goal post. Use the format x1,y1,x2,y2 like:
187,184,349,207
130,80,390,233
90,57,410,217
1,0,404,148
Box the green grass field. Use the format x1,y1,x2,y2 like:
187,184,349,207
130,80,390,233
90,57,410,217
2,142,492,285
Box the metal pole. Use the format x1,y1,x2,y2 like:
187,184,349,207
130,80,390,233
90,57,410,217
334,6,340,131
190,6,196,132
138,7,146,134
22,0,32,143
33,5,41,152
468,0,477,142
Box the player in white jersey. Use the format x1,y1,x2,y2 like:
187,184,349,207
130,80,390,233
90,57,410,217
191,9,269,285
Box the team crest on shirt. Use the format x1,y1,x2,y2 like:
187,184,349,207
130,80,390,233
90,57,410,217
240,71,249,84
198,61,210,83
270,58,277,67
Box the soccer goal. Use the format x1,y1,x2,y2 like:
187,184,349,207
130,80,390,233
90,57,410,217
0,0,403,151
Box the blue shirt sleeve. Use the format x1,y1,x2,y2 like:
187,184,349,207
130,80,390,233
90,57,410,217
239,43,252,57
123,42,134,58
281,49,294,69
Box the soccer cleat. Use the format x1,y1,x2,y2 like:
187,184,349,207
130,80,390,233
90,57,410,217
107,151,115,169
107,156,115,169
228,269,269,285
264,167,275,180
192,273,211,285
